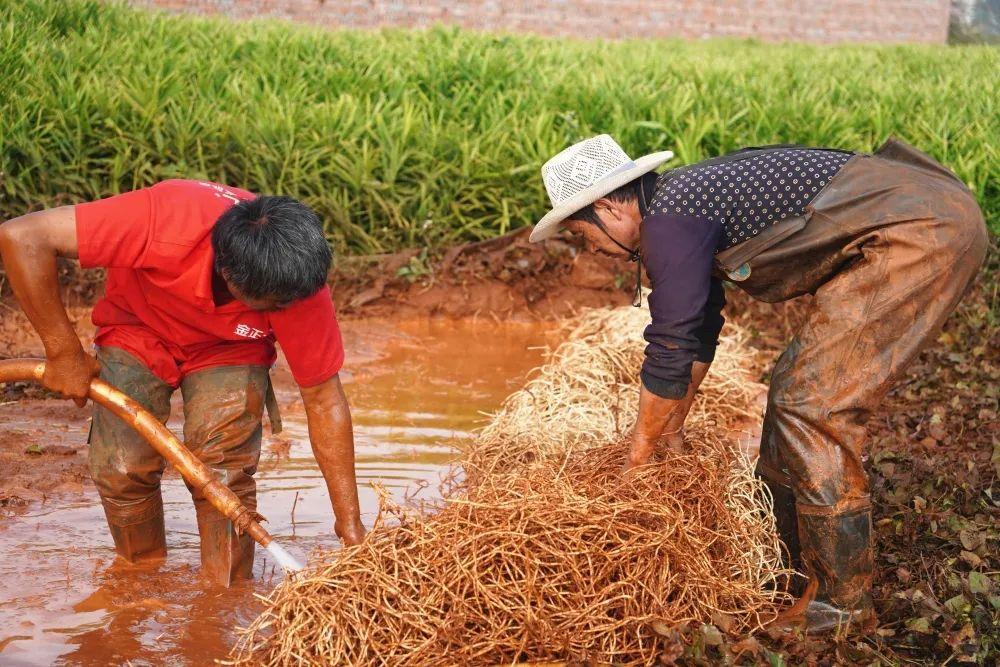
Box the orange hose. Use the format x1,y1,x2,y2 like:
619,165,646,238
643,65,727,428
0,358,273,547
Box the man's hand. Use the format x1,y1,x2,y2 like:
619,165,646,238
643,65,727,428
336,518,366,547
42,347,100,407
622,361,714,472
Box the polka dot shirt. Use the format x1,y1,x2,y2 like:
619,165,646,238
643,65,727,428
649,148,853,250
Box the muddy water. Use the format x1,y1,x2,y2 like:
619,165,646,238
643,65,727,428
0,319,555,666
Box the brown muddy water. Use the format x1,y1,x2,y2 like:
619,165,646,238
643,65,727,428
0,319,556,666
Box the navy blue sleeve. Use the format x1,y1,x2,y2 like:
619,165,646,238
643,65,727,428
694,276,726,363
639,214,724,399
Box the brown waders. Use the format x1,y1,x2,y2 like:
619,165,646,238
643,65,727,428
714,139,989,631
89,347,269,587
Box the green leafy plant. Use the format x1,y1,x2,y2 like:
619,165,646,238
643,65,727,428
395,248,432,283
1,0,997,257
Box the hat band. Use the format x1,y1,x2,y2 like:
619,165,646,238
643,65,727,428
597,159,638,182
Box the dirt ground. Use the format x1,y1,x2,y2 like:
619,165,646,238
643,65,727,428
1,232,997,664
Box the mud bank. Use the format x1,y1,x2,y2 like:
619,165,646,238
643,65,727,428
330,228,632,318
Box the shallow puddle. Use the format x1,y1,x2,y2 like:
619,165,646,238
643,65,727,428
0,319,555,665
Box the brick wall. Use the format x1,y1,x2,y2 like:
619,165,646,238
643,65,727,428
129,1,951,44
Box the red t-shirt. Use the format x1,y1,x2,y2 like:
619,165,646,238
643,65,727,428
75,179,345,388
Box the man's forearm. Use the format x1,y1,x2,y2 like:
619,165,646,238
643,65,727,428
626,361,712,468
0,207,98,404
627,385,683,467
0,207,82,357
661,360,712,440
300,376,365,545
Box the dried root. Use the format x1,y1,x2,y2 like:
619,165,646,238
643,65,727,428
232,302,788,666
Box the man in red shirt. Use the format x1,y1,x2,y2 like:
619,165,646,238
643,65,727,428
0,180,365,586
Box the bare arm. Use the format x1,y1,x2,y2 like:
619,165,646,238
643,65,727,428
299,374,365,546
624,360,712,470
0,206,98,405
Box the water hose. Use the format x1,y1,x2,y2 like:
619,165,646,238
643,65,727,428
0,358,304,573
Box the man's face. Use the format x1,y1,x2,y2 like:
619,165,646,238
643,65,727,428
562,199,641,259
563,219,627,258
224,278,292,312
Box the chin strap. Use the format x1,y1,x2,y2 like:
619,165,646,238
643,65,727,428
594,226,642,308
592,177,647,308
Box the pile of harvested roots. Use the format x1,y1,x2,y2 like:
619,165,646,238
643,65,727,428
471,303,761,478
233,302,789,666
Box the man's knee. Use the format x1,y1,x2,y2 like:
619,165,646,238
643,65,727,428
89,349,171,502
89,408,167,501
181,366,267,470
938,194,988,268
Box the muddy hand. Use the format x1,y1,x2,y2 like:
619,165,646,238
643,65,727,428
663,428,685,454
622,434,655,473
336,519,366,547
43,348,100,407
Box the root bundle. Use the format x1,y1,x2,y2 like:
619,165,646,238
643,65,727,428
233,303,788,666
471,304,761,477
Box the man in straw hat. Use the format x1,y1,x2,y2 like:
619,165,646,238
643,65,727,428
531,135,987,631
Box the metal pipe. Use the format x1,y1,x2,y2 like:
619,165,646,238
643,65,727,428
0,358,304,572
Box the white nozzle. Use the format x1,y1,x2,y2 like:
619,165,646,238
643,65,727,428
265,540,305,573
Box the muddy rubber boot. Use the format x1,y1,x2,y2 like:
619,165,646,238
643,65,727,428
195,502,255,587
779,500,876,633
756,467,801,570
101,494,167,563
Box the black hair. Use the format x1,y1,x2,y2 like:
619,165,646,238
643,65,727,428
567,176,644,226
212,195,332,303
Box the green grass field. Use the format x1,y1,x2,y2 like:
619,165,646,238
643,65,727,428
1,0,997,253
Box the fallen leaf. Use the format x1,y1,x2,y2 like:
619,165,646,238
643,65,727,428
928,423,948,441
730,637,761,659
710,611,733,634
959,550,982,568
944,594,969,614
959,529,985,551
906,616,932,634
968,571,992,596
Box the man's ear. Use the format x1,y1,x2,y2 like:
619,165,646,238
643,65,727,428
593,197,623,222
592,198,615,218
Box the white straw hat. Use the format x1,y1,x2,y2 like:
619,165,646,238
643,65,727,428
530,134,673,243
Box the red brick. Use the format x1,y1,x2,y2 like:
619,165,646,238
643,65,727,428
124,0,950,44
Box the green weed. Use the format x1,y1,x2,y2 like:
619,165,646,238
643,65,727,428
1,0,997,254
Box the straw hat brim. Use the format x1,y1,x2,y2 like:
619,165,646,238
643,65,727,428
529,150,674,243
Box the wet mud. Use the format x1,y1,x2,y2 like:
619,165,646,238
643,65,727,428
0,318,556,665
330,228,634,319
